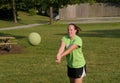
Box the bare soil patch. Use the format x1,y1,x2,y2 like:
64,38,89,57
0,45,24,54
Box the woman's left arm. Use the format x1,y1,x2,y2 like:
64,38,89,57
61,44,78,58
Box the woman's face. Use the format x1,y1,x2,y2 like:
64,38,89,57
67,25,76,38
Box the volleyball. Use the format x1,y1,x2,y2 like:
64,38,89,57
28,32,41,45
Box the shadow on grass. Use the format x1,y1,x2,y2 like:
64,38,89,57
80,29,120,38
0,33,26,39
18,19,49,25
55,29,120,38
35,20,49,24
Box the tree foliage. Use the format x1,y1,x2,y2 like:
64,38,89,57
0,0,13,20
0,0,12,9
0,0,119,21
1,0,119,14
96,0,120,3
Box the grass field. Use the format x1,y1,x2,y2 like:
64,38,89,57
0,22,119,83
0,11,49,28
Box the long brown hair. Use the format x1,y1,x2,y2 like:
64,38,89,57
68,23,82,34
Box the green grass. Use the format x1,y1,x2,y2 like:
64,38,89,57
18,11,49,24
0,11,49,28
0,20,120,83
0,20,23,28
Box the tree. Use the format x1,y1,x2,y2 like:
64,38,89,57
0,0,17,23
12,0,17,23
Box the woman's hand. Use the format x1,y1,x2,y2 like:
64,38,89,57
56,55,62,63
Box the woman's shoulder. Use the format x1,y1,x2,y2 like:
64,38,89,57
61,35,70,41
74,35,82,42
75,35,82,39
62,35,69,39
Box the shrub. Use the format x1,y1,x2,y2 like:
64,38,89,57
29,8,37,16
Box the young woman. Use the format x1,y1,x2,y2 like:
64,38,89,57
56,23,86,83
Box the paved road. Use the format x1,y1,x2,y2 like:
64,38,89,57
0,24,42,31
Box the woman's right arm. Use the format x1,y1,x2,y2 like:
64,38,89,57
57,41,65,56
56,41,65,63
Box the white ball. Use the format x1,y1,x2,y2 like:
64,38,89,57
28,32,41,45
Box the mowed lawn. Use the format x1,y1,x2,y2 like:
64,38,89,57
0,11,49,28
0,22,119,83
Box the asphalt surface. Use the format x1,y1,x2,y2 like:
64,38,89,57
0,24,41,31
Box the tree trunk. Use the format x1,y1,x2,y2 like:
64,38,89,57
49,6,53,24
12,0,17,23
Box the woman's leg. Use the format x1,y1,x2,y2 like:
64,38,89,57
69,77,83,83
74,77,83,83
69,77,74,83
